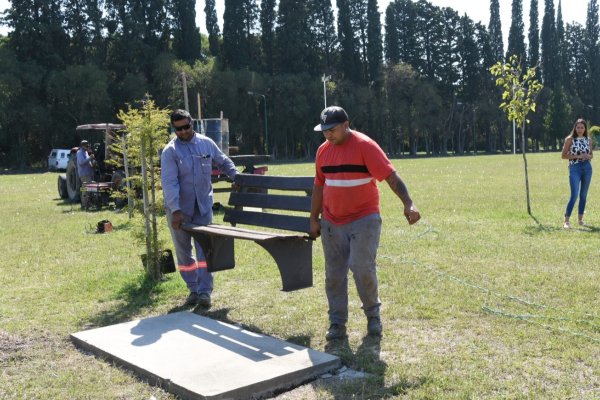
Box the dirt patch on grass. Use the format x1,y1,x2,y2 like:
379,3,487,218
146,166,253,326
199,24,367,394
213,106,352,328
0,330,33,363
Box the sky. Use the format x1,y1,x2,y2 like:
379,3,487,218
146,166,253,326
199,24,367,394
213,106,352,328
0,0,592,47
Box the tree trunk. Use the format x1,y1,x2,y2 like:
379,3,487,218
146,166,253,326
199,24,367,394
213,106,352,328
521,121,532,216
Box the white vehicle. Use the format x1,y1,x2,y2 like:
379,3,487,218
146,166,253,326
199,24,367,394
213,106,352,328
48,149,71,171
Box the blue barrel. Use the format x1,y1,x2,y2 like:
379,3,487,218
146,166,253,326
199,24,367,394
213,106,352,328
202,118,229,155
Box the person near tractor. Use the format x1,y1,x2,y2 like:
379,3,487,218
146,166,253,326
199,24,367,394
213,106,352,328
309,106,421,340
76,140,95,209
161,109,237,308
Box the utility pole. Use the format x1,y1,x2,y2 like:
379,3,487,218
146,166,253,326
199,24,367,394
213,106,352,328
321,75,331,108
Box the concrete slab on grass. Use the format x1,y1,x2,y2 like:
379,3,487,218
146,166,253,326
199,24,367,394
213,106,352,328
71,311,340,400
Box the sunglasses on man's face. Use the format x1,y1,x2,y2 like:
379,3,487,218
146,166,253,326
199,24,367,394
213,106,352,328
174,123,191,132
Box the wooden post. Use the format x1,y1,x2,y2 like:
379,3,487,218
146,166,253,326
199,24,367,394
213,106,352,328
182,72,189,112
197,92,202,120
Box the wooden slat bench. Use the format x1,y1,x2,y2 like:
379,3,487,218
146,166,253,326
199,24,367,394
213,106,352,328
182,173,315,292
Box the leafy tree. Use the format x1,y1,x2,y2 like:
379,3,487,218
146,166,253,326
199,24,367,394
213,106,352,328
115,97,171,281
491,55,543,215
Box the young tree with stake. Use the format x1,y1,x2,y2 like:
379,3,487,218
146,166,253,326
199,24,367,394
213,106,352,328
490,55,543,215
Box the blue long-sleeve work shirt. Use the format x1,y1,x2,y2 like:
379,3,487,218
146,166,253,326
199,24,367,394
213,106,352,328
76,148,95,178
161,132,237,217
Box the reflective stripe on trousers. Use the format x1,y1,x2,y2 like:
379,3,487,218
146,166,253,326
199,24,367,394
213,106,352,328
166,206,213,294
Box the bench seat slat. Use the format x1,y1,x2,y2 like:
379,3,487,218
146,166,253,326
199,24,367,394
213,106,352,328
235,174,314,191
185,223,306,241
224,209,310,233
228,192,311,212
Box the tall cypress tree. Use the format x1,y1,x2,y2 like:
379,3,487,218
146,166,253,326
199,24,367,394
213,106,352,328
259,0,276,73
221,0,239,68
384,0,418,67
507,0,526,63
556,0,567,84
172,0,201,64
438,7,461,97
528,0,540,68
307,0,338,75
366,0,383,84
275,0,311,74
488,0,504,63
459,16,480,101
205,0,221,57
336,0,362,82
414,0,443,80
565,23,588,104
384,4,400,64
222,0,258,69
585,0,600,114
541,0,558,87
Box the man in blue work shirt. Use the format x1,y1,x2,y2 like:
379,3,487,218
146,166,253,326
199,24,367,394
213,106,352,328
77,140,95,209
161,109,237,308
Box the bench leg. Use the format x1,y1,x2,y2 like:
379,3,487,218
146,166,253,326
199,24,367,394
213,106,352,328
257,238,313,292
189,232,236,272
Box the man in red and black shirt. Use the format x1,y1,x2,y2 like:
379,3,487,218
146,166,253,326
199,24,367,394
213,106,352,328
309,106,421,340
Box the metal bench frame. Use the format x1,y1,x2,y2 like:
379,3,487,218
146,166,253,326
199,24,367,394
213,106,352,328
183,174,314,291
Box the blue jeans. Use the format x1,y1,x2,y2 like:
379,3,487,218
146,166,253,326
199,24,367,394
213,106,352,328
565,161,593,217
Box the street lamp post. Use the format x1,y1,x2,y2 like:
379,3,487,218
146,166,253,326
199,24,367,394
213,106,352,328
321,75,331,108
248,91,268,155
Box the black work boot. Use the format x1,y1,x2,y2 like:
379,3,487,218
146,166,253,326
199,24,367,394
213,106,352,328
197,292,211,308
325,323,347,341
183,292,200,307
367,316,382,336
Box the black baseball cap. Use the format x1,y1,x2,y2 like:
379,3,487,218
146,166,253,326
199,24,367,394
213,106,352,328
314,106,349,131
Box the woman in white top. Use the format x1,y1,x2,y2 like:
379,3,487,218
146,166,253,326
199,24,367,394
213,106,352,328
561,118,594,228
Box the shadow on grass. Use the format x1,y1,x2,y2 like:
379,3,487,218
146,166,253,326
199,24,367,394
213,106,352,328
525,214,600,235
320,335,428,399
85,273,165,329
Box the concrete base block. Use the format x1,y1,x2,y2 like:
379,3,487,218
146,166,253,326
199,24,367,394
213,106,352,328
71,311,340,400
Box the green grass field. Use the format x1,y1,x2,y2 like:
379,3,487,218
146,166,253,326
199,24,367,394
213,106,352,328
1,153,598,399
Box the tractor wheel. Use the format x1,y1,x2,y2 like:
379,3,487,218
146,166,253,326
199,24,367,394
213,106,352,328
65,158,81,202
57,174,68,199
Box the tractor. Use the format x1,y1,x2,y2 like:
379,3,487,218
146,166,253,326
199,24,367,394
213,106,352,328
57,119,269,209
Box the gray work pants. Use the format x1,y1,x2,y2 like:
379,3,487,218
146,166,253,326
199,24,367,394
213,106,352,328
166,205,213,294
321,213,382,325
